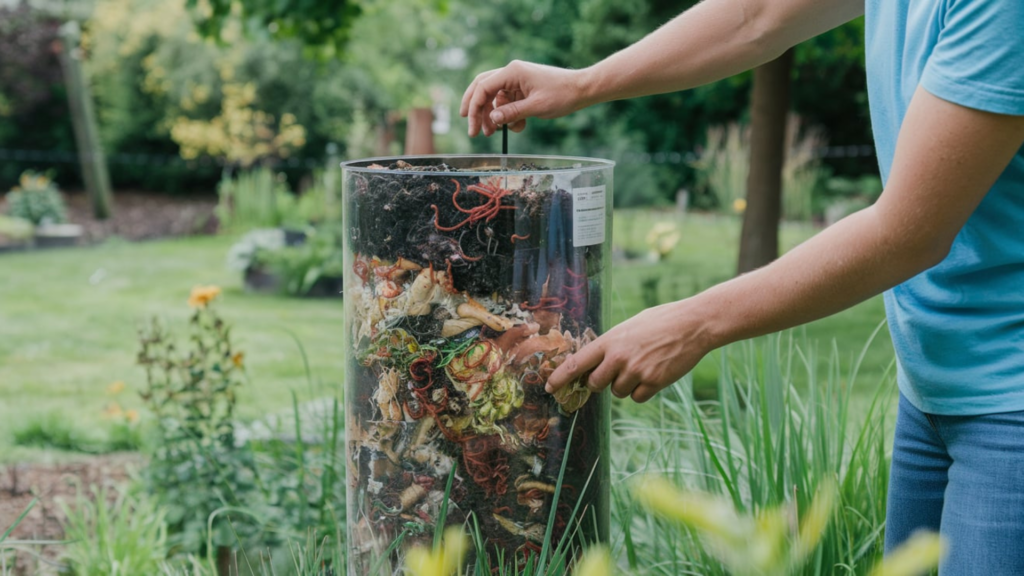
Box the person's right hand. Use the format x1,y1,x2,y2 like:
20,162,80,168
459,61,593,137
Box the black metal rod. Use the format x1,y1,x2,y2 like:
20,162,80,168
502,124,508,155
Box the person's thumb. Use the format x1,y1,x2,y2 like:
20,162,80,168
490,98,535,127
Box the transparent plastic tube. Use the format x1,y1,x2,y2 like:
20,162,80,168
342,155,612,573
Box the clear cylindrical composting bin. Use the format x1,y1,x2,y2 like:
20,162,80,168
342,155,612,572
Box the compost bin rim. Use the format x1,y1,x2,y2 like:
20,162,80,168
340,154,615,177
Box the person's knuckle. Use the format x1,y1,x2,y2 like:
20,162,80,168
565,356,579,372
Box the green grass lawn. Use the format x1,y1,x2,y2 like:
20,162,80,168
0,212,894,462
611,210,894,395
0,235,345,462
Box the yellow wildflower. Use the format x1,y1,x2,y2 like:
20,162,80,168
106,380,126,395
124,409,140,423
404,527,469,576
632,475,747,546
231,351,244,368
733,198,747,213
188,285,222,308
575,546,614,576
868,532,945,576
793,479,836,563
645,222,681,260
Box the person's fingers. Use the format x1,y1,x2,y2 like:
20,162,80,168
505,89,528,133
460,69,497,118
610,371,641,399
490,95,540,129
631,383,661,404
547,342,604,392
482,90,512,137
586,356,621,393
467,70,513,137
481,99,498,137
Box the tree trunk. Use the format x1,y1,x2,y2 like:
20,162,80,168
737,49,794,275
58,21,114,220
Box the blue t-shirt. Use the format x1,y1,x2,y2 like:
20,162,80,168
866,0,1024,415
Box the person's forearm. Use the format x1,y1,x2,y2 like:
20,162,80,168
687,204,946,350
579,0,863,105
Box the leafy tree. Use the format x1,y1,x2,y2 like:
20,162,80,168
187,0,364,57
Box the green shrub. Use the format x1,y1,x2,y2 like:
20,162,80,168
0,215,33,241
257,226,345,295
136,289,348,570
59,485,169,576
215,167,299,233
5,171,66,225
136,287,259,557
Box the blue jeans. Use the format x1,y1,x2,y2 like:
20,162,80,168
885,393,1024,573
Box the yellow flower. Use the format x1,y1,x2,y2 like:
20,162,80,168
124,409,140,423
106,380,126,395
632,475,787,574
793,479,836,562
645,222,682,260
404,527,469,576
188,285,222,308
575,546,614,576
632,475,747,546
868,532,945,576
231,351,244,368
732,198,747,213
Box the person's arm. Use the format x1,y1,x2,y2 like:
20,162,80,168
460,0,863,137
546,87,1024,402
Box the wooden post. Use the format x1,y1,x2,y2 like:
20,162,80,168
404,107,435,155
58,21,114,220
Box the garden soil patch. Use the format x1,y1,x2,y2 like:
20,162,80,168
65,190,217,244
0,453,140,575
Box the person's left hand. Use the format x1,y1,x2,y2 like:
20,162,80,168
545,299,713,403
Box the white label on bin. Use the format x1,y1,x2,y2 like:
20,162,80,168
572,185,606,247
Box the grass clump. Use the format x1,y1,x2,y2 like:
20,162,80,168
612,332,893,575
59,485,169,576
11,413,143,454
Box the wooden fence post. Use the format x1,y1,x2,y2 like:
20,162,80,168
58,21,114,220
404,108,435,155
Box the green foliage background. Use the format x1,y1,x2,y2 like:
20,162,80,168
0,0,873,205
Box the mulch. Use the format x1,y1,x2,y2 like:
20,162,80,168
1,454,142,575
65,190,218,244
0,189,218,250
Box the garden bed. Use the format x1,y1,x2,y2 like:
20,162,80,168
0,454,140,575
64,190,217,244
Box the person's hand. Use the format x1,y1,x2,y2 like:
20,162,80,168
459,60,593,137
546,300,714,403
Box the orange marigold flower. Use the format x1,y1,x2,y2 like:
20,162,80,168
188,285,222,308
231,351,244,368
106,380,126,395
124,409,140,424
